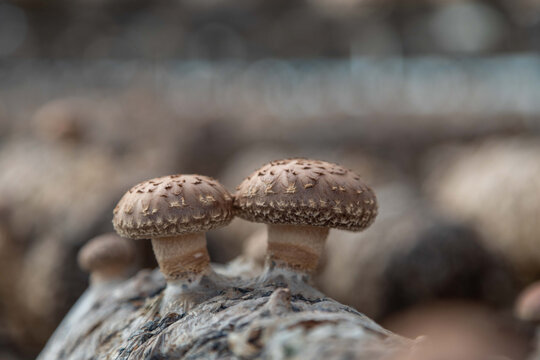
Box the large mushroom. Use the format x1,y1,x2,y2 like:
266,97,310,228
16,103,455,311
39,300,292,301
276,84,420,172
234,158,377,278
113,174,234,312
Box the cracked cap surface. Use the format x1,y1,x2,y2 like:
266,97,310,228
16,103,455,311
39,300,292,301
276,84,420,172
113,174,234,239
234,158,377,231
78,233,135,272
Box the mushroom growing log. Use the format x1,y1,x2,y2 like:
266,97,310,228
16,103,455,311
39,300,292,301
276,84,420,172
37,266,413,360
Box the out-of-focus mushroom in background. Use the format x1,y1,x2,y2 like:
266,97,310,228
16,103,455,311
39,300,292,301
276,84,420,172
211,227,267,279
516,282,540,323
515,282,540,359
77,233,136,285
423,137,540,283
241,227,267,270
31,98,86,144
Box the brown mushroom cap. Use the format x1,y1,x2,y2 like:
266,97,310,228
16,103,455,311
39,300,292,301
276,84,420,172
113,174,234,239
78,233,135,273
234,158,377,231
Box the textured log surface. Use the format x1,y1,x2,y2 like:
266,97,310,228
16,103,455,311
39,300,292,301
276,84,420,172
38,264,412,360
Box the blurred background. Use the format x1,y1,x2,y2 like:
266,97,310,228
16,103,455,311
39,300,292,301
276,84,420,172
1,0,540,359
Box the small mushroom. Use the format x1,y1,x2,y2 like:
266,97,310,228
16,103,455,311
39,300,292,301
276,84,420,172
78,233,136,285
234,158,377,277
113,174,234,311
515,281,540,321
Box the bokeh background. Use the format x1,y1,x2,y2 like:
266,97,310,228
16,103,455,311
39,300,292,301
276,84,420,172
1,0,540,359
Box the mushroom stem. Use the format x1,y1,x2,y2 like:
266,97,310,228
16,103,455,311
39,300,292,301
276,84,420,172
151,232,211,281
266,224,329,273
